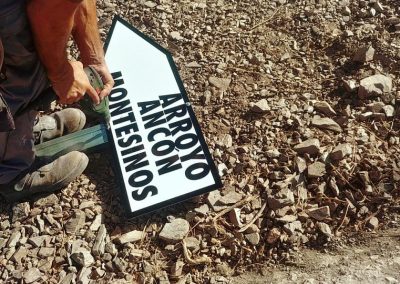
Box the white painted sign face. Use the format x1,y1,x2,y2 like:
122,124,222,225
104,17,221,217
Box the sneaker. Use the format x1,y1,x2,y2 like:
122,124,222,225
33,108,86,144
0,151,89,202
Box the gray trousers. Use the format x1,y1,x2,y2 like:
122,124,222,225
0,2,49,184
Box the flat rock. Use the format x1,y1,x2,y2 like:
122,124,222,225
358,74,392,99
28,235,47,248
283,221,303,235
218,191,243,205
294,138,320,156
209,77,231,91
38,247,55,258
367,217,379,230
308,206,331,221
7,231,21,247
12,202,30,222
89,214,103,231
159,218,190,243
70,249,95,267
352,46,375,63
343,79,357,92
34,194,59,207
11,247,28,264
311,116,342,133
217,133,233,148
92,224,107,256
330,143,352,160
314,101,336,116
23,268,41,284
307,162,326,178
317,222,332,237
207,190,226,212
251,99,270,113
383,105,395,117
114,230,143,245
65,210,86,235
245,233,260,245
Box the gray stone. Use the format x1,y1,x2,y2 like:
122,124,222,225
114,230,142,245
251,99,270,113
317,222,332,237
12,202,30,222
308,206,331,221
184,237,200,252
89,214,103,231
71,249,95,267
92,224,107,256
314,101,336,116
23,268,41,284
307,162,326,178
383,105,395,117
312,116,342,133
28,236,47,248
217,134,233,148
283,221,303,235
77,267,91,284
38,247,55,258
7,231,21,247
331,143,352,160
277,215,298,223
11,247,28,264
65,210,86,234
159,218,190,243
352,46,375,63
34,194,59,207
367,217,379,230
245,233,260,245
268,188,295,210
358,74,392,99
367,102,385,113
209,76,231,91
295,156,307,173
343,79,357,92
218,191,243,205
294,138,320,156
207,190,226,211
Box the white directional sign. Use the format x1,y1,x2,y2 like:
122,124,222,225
104,16,221,217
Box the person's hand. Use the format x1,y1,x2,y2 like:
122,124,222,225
88,61,114,100
51,60,100,105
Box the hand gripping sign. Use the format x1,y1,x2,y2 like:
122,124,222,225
103,16,222,217
34,16,221,218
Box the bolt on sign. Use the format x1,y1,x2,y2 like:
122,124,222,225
104,16,222,217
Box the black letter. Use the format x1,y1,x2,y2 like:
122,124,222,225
118,134,141,148
152,140,175,156
109,88,128,102
175,133,198,150
169,117,193,136
110,99,132,116
165,104,187,121
142,111,167,129
131,186,158,201
111,71,124,87
160,93,182,108
148,127,171,142
115,123,139,138
138,100,161,115
124,151,149,172
185,163,210,180
156,155,182,175
128,170,153,187
180,145,205,163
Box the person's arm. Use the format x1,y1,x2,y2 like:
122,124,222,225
72,0,114,100
26,0,112,104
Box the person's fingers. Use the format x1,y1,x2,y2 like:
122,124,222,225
86,84,100,105
99,82,113,100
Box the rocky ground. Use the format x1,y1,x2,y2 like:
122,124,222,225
1,0,400,283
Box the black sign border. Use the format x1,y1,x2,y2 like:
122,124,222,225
104,16,222,219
